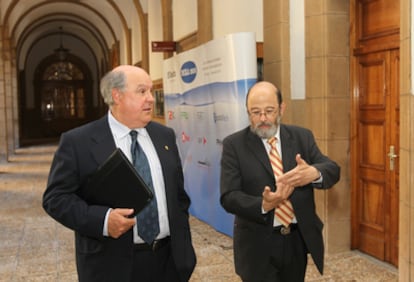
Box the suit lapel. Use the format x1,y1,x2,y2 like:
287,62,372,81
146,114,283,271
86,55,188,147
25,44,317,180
145,122,164,157
245,129,274,178
279,125,296,171
89,115,117,165
279,125,302,205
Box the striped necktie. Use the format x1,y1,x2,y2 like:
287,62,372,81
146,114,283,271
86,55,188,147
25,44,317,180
267,137,294,227
130,130,160,244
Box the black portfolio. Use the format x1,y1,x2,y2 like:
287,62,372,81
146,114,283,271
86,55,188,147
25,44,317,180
84,148,153,216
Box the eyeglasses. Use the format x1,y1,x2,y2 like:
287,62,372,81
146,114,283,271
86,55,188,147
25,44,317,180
249,108,278,118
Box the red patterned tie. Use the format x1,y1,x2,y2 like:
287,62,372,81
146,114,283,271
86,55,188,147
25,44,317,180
267,137,294,227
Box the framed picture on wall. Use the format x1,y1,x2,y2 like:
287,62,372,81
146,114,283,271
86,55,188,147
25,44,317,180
154,88,164,117
257,42,263,81
152,80,164,118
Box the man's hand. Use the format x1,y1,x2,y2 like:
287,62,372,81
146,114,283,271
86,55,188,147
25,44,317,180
262,182,294,212
107,208,136,239
278,154,320,187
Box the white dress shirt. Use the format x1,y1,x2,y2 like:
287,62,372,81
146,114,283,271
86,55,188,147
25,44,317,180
103,111,170,243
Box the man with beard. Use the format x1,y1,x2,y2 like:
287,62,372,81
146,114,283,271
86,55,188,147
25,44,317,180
220,81,340,282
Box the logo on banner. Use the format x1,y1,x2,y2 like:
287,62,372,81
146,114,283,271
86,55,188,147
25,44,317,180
167,111,175,120
180,61,197,83
181,131,190,143
213,112,229,123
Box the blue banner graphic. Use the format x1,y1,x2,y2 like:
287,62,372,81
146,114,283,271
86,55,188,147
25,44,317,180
163,32,257,236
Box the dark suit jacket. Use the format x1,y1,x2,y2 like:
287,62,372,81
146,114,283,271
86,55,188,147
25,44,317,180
43,115,196,282
220,124,340,281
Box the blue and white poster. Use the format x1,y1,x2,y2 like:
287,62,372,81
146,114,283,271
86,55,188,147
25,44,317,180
163,32,257,236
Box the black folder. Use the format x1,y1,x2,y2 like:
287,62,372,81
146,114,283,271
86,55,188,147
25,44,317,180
84,148,153,216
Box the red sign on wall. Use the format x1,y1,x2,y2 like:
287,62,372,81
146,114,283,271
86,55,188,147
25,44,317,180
151,41,176,52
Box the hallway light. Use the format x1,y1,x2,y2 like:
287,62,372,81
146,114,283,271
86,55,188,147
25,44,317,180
54,26,70,61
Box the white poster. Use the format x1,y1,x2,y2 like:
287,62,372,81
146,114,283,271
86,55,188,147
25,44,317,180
163,32,257,235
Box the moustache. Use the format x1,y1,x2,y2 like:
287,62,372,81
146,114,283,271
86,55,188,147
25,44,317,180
256,121,274,128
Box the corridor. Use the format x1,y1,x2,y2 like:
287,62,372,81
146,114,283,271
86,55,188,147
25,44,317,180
0,145,398,281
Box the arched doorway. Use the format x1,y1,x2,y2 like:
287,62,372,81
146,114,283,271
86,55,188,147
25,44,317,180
20,54,99,146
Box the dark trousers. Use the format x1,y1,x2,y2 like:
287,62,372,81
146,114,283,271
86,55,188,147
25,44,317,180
244,226,308,282
131,240,180,282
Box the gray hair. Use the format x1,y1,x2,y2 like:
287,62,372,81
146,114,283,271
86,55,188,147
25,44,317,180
99,70,127,106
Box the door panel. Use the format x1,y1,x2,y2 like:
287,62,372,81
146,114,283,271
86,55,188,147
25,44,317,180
356,51,388,260
352,50,399,266
351,0,399,267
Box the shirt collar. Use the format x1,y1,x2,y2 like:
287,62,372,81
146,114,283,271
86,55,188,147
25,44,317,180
107,110,149,139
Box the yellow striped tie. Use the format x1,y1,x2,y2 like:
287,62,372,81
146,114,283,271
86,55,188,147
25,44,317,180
268,137,294,227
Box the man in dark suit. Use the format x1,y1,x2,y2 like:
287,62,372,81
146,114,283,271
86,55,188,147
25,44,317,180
220,81,340,282
43,65,196,282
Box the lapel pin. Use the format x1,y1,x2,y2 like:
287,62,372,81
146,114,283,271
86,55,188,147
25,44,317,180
164,145,169,150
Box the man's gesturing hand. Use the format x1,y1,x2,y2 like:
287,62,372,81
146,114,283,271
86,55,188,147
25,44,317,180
278,154,320,187
262,182,294,213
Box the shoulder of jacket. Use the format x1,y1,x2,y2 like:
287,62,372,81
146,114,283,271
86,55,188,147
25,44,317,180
281,123,312,135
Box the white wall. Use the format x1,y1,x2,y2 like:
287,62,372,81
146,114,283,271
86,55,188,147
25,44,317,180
125,2,143,64
173,0,197,40
148,0,263,80
290,0,305,99
148,0,164,79
212,0,263,41
412,0,414,94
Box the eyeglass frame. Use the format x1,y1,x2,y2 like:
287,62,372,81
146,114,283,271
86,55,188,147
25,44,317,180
248,107,280,118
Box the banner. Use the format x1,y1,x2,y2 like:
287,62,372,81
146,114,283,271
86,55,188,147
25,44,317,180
163,32,257,236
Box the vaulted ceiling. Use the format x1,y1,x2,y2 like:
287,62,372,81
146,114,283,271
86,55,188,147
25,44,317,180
1,0,149,70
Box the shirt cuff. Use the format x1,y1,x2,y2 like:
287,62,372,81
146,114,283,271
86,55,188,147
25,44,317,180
103,208,112,236
312,170,323,183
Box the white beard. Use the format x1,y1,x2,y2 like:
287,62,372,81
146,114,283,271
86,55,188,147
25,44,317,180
250,115,281,139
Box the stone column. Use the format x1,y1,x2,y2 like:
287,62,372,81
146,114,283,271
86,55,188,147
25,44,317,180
197,0,212,45
305,1,350,255
0,25,8,163
263,0,350,255
3,33,15,157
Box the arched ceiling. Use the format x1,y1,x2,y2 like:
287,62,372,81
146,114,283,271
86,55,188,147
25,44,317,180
1,0,149,69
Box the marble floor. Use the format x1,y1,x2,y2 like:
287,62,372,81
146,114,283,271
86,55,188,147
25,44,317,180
0,145,398,281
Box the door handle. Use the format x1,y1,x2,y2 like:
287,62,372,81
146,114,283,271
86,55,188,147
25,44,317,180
387,145,398,171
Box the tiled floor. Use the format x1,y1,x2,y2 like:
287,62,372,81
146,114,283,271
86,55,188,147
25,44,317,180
0,145,398,281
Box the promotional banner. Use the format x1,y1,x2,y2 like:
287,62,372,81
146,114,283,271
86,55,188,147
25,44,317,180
163,32,257,236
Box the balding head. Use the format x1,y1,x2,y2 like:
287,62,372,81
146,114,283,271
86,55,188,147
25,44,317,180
246,81,282,109
100,65,151,107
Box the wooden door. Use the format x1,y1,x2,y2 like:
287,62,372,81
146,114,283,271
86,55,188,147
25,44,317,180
350,0,400,267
